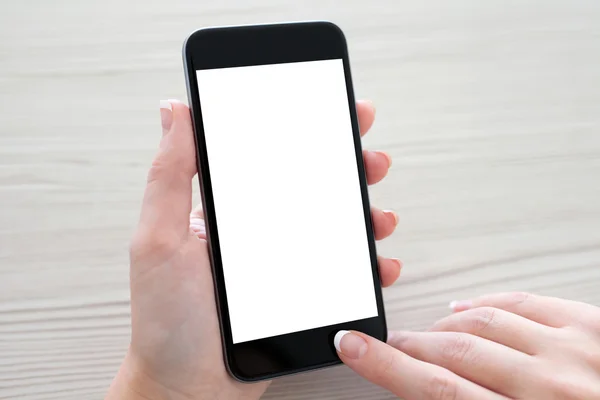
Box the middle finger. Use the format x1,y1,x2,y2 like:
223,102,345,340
388,331,533,398
430,306,555,355
363,149,392,185
372,207,398,240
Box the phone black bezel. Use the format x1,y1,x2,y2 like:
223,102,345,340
182,21,387,382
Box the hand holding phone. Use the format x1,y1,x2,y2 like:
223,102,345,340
106,22,399,400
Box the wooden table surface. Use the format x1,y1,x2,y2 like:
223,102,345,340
1,1,599,398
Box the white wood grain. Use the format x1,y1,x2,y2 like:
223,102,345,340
1,1,599,398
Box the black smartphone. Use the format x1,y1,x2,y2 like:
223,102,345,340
182,21,386,382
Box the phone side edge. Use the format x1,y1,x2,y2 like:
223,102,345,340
181,34,246,383
334,22,389,343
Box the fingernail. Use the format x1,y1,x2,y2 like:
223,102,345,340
160,100,173,135
366,99,376,115
334,330,368,359
383,210,398,226
377,151,392,168
391,258,402,270
449,300,473,312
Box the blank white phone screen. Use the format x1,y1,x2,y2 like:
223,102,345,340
196,59,378,344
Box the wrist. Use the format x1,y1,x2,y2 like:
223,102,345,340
106,351,194,400
106,350,265,400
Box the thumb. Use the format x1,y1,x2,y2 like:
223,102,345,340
138,100,197,240
334,330,415,397
334,330,457,399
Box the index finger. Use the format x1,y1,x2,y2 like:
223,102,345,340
334,330,505,400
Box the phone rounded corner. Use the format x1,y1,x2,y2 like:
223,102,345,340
318,21,348,45
182,27,213,62
222,343,266,383
225,361,265,383
181,31,195,62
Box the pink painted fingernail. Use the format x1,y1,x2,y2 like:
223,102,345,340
449,300,473,312
391,258,402,269
377,151,392,168
383,210,399,226
366,99,376,115
334,330,367,359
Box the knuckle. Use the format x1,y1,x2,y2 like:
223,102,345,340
425,373,458,400
147,155,195,186
147,158,171,184
374,351,399,382
549,376,594,400
533,365,594,400
553,328,600,370
441,334,475,365
576,333,600,370
466,307,498,334
129,233,146,261
148,139,196,182
509,291,533,306
129,230,180,265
